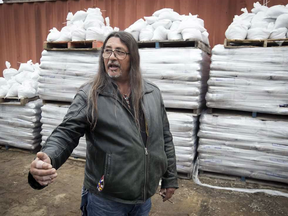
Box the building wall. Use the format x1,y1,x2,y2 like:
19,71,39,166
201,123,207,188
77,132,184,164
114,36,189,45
0,0,287,76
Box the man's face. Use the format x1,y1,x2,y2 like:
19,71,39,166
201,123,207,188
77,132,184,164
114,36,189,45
103,37,130,81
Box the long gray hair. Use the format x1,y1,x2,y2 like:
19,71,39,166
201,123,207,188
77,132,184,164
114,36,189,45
87,31,143,130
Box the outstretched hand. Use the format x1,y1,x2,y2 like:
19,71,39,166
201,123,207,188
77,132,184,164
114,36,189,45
30,152,57,186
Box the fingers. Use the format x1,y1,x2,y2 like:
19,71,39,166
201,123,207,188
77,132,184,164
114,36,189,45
160,188,176,202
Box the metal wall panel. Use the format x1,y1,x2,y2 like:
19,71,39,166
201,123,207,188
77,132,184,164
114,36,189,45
1,0,287,76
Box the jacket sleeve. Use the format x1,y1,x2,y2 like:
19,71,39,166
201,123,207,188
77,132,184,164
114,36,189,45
160,94,179,189
41,90,89,170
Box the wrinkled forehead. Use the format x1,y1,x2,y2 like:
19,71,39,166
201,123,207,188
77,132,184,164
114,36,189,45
105,37,128,52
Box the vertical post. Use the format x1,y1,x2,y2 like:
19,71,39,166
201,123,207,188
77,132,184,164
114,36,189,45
155,42,160,49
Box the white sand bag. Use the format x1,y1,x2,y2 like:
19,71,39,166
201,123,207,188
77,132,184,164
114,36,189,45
270,27,287,39
84,19,104,30
274,14,288,29
144,16,158,24
182,28,202,41
177,16,206,33
130,31,140,41
0,85,9,97
152,8,174,17
66,12,73,21
202,31,210,45
85,12,104,23
14,71,32,84
71,10,87,23
0,77,7,86
126,18,147,32
225,23,248,39
139,25,154,41
71,28,86,41
18,82,37,99
167,30,182,40
247,27,271,39
18,60,34,72
170,21,181,31
265,5,288,18
3,61,18,80
103,25,114,39
86,27,105,41
251,2,268,14
152,26,168,40
151,19,172,29
158,11,181,21
46,28,61,42
6,82,20,97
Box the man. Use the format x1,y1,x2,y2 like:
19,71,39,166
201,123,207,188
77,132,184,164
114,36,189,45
29,31,178,216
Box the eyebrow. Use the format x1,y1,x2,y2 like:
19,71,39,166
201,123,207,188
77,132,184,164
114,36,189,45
105,45,126,51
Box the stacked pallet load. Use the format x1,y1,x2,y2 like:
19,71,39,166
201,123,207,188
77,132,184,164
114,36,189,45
198,2,288,184
41,103,86,158
39,7,119,157
0,60,42,150
0,99,43,150
130,8,211,178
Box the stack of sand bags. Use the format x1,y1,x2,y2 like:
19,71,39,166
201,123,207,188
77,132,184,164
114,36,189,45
205,44,288,115
197,112,288,184
0,61,40,99
41,103,86,158
125,8,210,45
139,48,210,110
47,8,119,42
38,50,99,102
0,99,43,150
225,2,288,40
168,112,198,175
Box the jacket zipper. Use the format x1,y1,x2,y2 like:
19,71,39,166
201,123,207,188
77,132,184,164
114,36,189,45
114,94,150,201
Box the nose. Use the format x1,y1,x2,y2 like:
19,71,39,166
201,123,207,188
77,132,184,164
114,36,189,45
109,50,117,60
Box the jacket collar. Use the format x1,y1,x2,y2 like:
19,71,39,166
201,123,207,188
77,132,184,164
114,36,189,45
99,79,153,96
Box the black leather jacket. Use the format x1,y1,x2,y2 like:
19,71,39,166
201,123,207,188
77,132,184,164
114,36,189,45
40,79,178,204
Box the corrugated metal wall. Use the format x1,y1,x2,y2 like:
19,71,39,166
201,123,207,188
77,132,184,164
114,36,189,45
0,0,287,76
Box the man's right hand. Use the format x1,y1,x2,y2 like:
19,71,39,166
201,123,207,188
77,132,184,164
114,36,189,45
30,152,57,186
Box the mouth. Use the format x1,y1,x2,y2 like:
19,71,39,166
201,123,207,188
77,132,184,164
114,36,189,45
108,62,120,72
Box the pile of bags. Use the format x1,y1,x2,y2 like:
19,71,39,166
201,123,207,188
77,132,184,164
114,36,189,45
41,104,86,158
38,50,99,102
0,99,43,150
0,60,40,99
139,48,210,110
206,44,288,115
125,8,210,45
226,2,288,39
198,112,288,184
168,112,198,175
47,8,119,42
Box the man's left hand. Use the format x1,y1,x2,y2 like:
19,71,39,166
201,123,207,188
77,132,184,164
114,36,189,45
159,188,176,202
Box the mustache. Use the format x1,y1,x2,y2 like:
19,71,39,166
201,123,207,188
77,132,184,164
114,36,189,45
107,61,120,67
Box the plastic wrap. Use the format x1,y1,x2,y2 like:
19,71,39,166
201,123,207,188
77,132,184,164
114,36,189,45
206,45,288,115
0,99,43,150
139,48,210,109
197,112,288,184
39,50,99,102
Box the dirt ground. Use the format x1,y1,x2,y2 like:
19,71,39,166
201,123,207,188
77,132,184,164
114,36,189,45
1,148,288,216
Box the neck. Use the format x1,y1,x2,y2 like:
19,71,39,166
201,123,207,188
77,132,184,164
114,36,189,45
116,80,131,96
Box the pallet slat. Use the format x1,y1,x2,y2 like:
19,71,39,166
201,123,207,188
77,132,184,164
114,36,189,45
224,38,288,48
44,40,103,51
0,96,39,105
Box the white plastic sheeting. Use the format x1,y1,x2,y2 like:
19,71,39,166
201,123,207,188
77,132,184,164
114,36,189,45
197,112,288,184
168,112,198,175
0,99,43,150
39,50,99,102
206,45,288,115
41,103,86,158
139,48,210,110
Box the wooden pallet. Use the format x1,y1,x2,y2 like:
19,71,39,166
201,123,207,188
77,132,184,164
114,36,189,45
42,99,72,106
138,39,211,55
166,107,203,116
206,108,288,120
177,171,192,180
199,170,288,189
224,38,288,48
44,40,103,51
0,96,39,106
